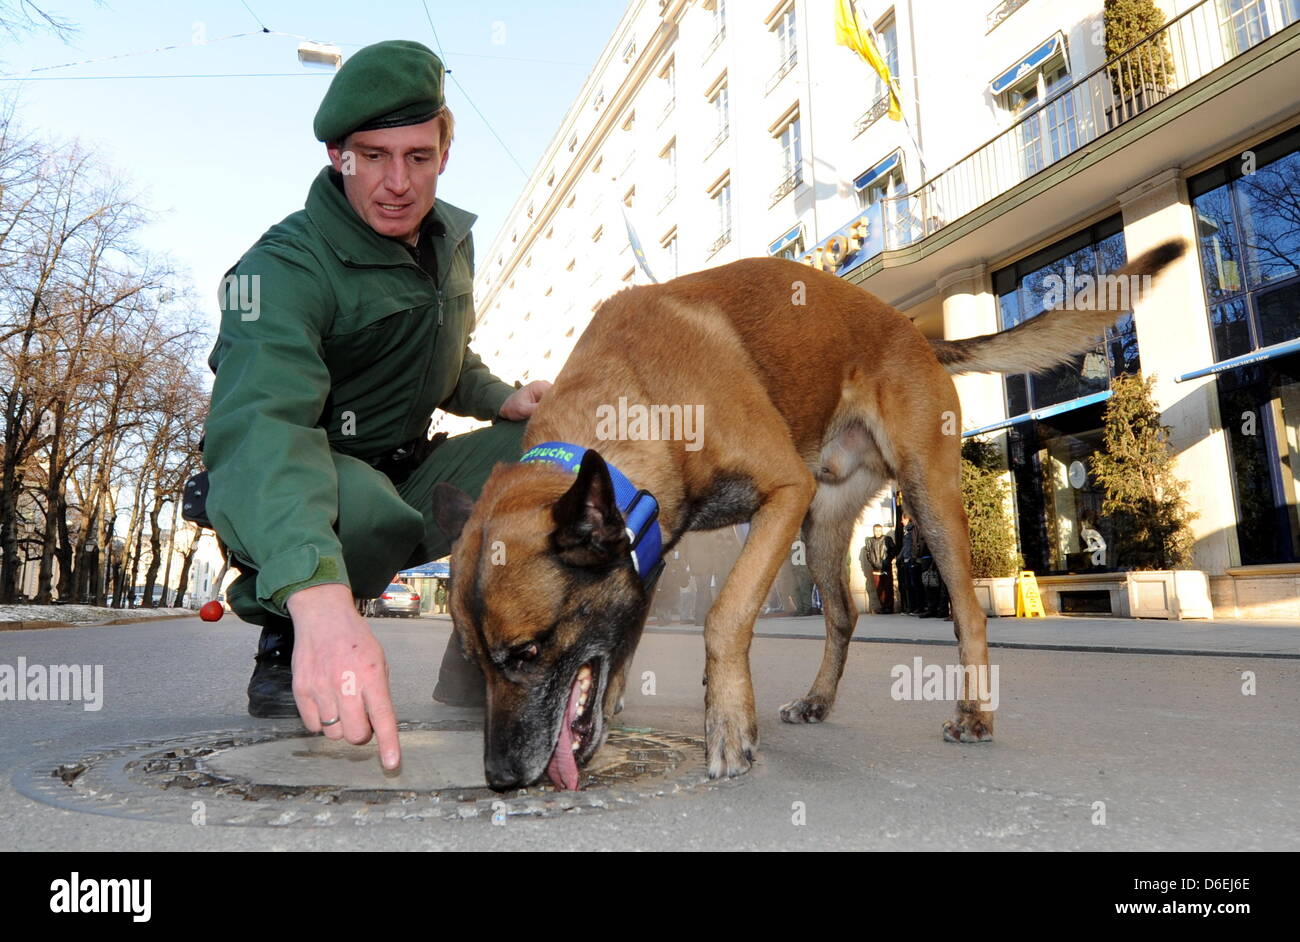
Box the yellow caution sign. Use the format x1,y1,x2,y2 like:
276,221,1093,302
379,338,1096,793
1015,571,1046,618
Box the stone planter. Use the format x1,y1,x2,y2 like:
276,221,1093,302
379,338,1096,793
972,576,1017,617
1125,569,1213,620
1034,569,1213,619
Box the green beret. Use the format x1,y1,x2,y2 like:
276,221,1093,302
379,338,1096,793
313,40,446,143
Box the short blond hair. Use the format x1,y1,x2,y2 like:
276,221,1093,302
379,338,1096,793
435,105,455,149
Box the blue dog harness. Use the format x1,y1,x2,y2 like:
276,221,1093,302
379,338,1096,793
519,441,665,586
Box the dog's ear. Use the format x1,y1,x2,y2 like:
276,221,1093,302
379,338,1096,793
551,450,630,568
432,482,476,545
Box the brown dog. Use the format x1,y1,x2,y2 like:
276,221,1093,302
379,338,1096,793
433,240,1185,790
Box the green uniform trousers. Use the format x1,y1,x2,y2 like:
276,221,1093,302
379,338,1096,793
227,418,527,628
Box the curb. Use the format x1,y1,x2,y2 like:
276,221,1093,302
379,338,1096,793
642,625,1300,660
0,612,202,632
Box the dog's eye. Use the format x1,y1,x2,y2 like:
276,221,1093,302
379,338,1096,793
510,642,539,663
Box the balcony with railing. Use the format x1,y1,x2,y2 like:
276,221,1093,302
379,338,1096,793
875,0,1300,256
703,27,725,63
766,51,798,94
769,166,803,206
707,228,732,256
853,94,891,137
705,124,730,158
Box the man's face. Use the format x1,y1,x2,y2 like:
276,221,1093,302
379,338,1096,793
873,525,883,537
327,118,450,245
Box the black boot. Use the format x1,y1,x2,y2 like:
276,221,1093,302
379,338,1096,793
432,631,485,708
247,620,299,718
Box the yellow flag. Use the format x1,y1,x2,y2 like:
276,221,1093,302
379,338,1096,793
834,0,902,120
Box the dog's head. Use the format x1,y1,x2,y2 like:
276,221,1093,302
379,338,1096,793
432,450,651,792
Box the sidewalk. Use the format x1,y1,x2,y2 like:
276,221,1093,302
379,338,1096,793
0,604,198,631
429,610,1299,657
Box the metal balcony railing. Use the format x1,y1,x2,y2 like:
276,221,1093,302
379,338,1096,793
703,27,725,63
766,51,798,94
707,229,732,256
769,167,803,206
987,0,1031,33
877,0,1300,256
657,185,677,214
706,124,729,157
853,94,891,137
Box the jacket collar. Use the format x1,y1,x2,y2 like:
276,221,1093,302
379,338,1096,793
304,166,477,273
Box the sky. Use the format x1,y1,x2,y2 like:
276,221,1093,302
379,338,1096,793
3,0,628,346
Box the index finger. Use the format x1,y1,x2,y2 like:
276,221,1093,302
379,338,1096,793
363,677,401,770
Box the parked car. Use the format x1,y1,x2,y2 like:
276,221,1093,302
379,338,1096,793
367,583,422,618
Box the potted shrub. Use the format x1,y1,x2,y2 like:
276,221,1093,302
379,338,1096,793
961,438,1021,616
1090,372,1209,618
1104,0,1176,128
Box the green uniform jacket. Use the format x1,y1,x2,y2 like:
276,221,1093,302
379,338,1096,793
204,166,515,616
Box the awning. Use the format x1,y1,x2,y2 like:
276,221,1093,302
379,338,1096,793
990,32,1066,96
1175,336,1300,382
853,150,902,191
768,224,803,256
963,389,1112,437
398,561,450,578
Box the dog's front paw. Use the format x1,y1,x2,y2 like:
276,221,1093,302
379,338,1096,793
778,696,831,724
705,703,758,779
942,702,994,743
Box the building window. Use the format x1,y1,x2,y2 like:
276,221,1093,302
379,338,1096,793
624,185,636,208
623,38,638,63
659,138,677,211
770,110,802,205
708,175,732,255
569,134,577,153
661,227,679,278
592,225,604,242
704,0,727,61
992,216,1137,574
768,224,804,262
1189,124,1300,360
767,2,797,92
1188,124,1300,564
707,77,729,153
659,56,676,125
994,215,1136,416
1216,0,1299,54
993,34,1078,178
622,109,636,131
854,150,910,253
873,12,900,106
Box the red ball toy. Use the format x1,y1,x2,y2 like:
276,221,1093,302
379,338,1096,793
199,600,224,622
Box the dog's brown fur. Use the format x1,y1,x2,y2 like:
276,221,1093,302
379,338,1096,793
434,240,1186,789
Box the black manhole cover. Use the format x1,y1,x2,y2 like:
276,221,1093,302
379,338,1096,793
12,721,718,827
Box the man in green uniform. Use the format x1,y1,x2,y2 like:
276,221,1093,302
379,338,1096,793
204,40,547,770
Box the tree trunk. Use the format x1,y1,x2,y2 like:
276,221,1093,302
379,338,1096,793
174,543,197,609
141,492,164,608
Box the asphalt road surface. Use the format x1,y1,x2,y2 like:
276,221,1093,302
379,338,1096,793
1,615,1295,851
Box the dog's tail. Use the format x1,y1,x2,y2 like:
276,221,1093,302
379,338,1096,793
929,239,1186,375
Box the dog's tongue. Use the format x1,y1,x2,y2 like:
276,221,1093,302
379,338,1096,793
546,675,584,790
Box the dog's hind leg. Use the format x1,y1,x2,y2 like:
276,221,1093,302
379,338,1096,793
780,466,885,724
893,406,995,744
